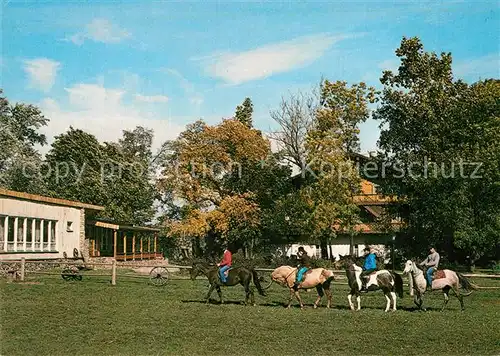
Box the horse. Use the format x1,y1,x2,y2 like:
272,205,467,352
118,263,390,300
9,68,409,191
344,261,404,312
189,261,266,305
270,265,335,309
403,260,477,311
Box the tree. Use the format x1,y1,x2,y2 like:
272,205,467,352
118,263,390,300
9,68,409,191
269,80,376,257
0,90,49,194
269,90,318,170
44,126,158,225
235,97,254,128
303,80,375,256
159,117,293,257
44,127,107,205
373,37,500,264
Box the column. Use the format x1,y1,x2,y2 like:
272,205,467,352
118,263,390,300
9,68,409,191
3,217,9,252
48,221,52,251
13,217,18,252
132,235,136,260
140,237,143,260
154,233,157,256
123,233,127,261
31,219,36,251
113,230,117,259
40,219,44,251
23,218,27,251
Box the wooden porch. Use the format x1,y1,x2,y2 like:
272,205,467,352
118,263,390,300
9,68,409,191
86,220,161,261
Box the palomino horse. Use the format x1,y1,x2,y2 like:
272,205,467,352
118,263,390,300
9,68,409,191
345,262,404,312
271,265,335,309
190,261,266,305
403,260,477,311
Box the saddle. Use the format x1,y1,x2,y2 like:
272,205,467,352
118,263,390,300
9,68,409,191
433,270,446,280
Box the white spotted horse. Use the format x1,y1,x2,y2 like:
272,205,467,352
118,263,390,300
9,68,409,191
403,260,477,311
345,261,404,312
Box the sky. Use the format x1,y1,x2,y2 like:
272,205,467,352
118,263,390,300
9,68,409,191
1,0,499,155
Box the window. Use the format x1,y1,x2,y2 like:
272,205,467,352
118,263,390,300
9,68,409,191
0,215,58,253
67,221,74,232
35,219,41,250
50,222,56,250
0,216,5,252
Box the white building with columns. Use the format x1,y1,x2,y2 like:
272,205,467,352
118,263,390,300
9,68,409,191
0,189,104,261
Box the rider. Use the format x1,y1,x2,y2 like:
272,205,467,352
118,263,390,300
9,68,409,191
420,246,440,290
360,246,377,292
293,246,311,290
217,245,232,283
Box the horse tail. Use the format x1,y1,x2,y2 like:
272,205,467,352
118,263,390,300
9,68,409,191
252,268,266,296
393,272,404,298
457,272,478,296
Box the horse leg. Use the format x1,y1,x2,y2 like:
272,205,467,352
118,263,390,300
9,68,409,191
451,284,465,311
205,284,215,304
244,280,255,306
215,285,223,304
286,288,294,309
294,290,304,309
356,294,361,311
391,292,397,311
314,285,324,309
384,292,391,312
441,286,451,312
347,293,355,311
324,287,332,309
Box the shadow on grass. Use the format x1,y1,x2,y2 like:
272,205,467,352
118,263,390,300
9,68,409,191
182,299,248,305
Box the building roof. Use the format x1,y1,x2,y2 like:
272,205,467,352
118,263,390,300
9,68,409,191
0,188,105,211
87,219,160,232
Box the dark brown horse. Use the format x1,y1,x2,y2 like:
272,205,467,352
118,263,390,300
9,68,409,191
190,261,266,305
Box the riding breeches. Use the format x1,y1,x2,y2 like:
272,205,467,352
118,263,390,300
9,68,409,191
296,267,308,283
426,267,435,287
219,265,230,282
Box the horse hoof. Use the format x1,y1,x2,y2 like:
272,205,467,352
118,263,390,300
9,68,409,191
253,303,256,307
313,305,318,309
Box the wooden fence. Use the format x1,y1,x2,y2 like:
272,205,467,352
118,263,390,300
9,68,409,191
1,258,499,289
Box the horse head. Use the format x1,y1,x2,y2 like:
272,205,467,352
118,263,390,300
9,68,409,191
190,261,209,280
403,260,413,274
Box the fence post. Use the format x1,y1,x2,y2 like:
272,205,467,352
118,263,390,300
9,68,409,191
111,259,117,286
20,257,25,282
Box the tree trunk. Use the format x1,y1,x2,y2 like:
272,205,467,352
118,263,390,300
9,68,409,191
349,233,354,256
320,235,328,259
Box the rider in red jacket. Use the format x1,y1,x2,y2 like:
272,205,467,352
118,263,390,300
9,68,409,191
217,247,232,283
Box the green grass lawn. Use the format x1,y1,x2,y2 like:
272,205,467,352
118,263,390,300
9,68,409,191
1,273,499,356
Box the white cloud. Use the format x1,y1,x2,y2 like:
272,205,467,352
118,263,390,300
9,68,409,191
23,58,61,92
196,33,355,85
134,94,169,103
378,59,400,72
68,18,130,45
163,68,204,106
39,83,184,155
453,54,499,80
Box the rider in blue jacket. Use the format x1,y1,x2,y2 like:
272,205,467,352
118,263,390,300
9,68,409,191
360,247,377,291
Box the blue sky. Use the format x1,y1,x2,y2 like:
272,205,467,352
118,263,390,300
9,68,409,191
1,0,498,154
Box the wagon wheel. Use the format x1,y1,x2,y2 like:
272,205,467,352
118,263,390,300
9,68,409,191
61,267,80,281
258,271,274,290
149,267,169,286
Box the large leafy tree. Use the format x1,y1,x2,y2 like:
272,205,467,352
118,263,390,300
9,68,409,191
160,117,293,257
0,90,48,194
45,126,158,224
373,37,500,264
270,81,376,257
